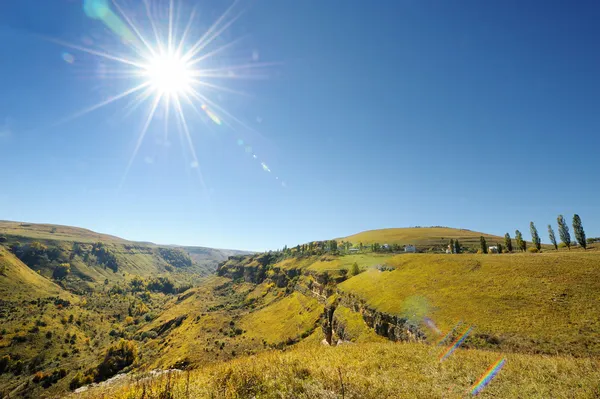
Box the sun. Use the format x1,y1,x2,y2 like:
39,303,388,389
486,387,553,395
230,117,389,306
53,0,281,188
143,51,192,95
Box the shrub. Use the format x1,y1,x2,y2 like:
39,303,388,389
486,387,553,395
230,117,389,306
141,331,158,340
11,360,24,375
94,340,137,382
0,355,10,373
69,372,93,390
52,263,71,280
528,247,539,253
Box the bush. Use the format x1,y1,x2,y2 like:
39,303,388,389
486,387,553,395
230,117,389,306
94,340,137,382
528,247,539,253
52,263,71,280
11,360,24,375
70,372,93,390
0,355,10,373
558,242,567,248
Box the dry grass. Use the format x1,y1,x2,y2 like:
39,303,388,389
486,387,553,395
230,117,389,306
339,252,600,356
73,341,600,399
340,227,507,248
240,292,322,345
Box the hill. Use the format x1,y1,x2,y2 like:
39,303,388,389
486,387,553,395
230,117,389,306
0,221,127,243
2,223,599,398
0,221,250,292
0,247,74,302
339,226,508,250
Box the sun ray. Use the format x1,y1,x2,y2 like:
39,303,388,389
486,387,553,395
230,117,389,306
189,79,252,97
163,94,171,143
111,0,157,58
50,0,278,188
44,37,146,69
173,96,207,190
168,0,175,52
182,0,242,63
120,92,163,190
176,7,197,56
122,86,156,119
56,82,150,126
144,0,165,53
186,36,246,67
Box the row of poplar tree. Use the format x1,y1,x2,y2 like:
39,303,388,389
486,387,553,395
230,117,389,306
474,214,587,254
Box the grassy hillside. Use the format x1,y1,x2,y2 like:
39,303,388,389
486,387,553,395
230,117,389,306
72,341,600,399
340,226,507,250
3,222,599,398
0,247,74,302
339,251,600,356
0,221,247,291
0,221,127,243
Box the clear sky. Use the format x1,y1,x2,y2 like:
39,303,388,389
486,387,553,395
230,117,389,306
0,0,598,251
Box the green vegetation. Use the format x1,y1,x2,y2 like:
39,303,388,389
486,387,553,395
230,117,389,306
548,224,558,250
515,230,525,252
2,222,600,398
338,252,600,356
557,215,571,250
530,222,541,251
240,292,321,345
573,214,587,250
504,233,513,252
479,236,488,254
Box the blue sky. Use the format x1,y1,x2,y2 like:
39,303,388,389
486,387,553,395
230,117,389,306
0,0,598,251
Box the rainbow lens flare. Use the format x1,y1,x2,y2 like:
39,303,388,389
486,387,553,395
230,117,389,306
469,357,506,395
201,104,222,125
439,325,472,362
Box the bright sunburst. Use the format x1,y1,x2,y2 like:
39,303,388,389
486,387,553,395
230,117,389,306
143,51,192,95
52,0,277,188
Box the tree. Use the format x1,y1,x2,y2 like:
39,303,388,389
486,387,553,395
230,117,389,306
497,243,503,254
515,230,525,252
479,236,488,254
454,239,461,254
557,215,571,250
572,214,587,250
530,222,541,251
351,262,360,276
449,239,455,254
504,233,513,252
52,263,71,280
547,225,558,250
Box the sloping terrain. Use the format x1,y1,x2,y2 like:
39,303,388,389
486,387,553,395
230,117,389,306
0,221,127,243
2,224,599,398
0,221,249,291
339,226,508,250
72,341,600,399
0,247,74,302
0,221,249,398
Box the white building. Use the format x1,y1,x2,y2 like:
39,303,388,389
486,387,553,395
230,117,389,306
488,246,498,254
404,245,416,253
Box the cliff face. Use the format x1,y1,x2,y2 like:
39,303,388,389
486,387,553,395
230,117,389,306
217,254,426,345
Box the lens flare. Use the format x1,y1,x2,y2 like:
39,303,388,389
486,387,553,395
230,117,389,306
469,357,506,395
48,0,283,187
201,104,222,125
439,325,473,362
62,52,75,64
